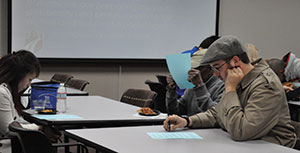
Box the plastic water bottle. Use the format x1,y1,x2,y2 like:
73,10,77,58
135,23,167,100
57,83,67,113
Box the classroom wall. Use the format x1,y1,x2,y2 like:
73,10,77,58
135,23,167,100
0,0,7,56
219,0,300,58
1,0,300,100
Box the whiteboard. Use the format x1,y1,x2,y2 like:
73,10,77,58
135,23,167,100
11,0,218,59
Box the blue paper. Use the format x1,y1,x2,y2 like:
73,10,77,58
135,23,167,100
147,132,202,139
33,114,81,120
166,54,194,89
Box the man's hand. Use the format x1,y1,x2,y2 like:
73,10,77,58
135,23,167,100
166,75,176,90
163,115,189,131
187,69,203,87
225,67,244,93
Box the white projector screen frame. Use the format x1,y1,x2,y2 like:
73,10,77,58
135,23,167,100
9,0,219,61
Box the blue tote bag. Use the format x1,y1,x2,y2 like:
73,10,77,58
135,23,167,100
30,82,60,111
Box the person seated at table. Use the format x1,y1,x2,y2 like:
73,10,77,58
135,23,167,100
282,52,300,89
267,58,300,101
267,58,291,89
0,50,60,151
176,35,221,99
166,49,224,116
181,35,220,56
163,36,297,148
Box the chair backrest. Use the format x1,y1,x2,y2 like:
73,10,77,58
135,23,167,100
65,78,90,91
9,121,54,153
50,73,74,84
144,80,167,113
120,89,157,108
155,75,168,87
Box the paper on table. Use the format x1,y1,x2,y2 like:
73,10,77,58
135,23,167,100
33,114,81,120
166,54,194,89
147,132,202,139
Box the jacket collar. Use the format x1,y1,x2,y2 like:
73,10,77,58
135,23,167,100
240,58,269,89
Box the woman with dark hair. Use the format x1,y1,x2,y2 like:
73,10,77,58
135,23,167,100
0,50,42,138
0,50,43,152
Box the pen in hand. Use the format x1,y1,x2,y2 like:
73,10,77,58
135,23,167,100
168,114,171,131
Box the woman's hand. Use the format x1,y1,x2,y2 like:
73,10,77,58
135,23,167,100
41,125,62,142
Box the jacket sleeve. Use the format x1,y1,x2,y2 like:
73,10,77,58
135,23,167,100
188,81,225,128
189,106,219,128
166,81,224,116
0,90,15,136
194,81,224,111
165,89,186,115
214,80,283,141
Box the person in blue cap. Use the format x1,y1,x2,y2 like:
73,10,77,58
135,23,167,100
181,35,221,56
176,35,220,99
166,48,224,116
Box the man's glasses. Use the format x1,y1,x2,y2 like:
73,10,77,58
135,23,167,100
211,62,226,72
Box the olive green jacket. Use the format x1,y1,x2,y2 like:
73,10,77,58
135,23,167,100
190,59,296,147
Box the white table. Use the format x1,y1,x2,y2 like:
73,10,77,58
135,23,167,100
65,126,299,153
23,86,88,96
289,101,300,106
22,96,166,129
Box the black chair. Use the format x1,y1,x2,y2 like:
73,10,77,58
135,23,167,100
8,121,88,153
155,74,168,88
50,73,74,84
1,135,22,153
66,78,90,91
144,80,167,113
120,89,157,108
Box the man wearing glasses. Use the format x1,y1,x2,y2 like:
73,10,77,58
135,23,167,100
163,35,297,148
